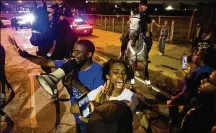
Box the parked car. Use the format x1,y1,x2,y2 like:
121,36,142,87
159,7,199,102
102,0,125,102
70,19,93,36
0,17,11,27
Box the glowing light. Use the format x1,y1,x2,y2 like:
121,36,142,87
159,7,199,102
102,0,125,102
17,14,35,24
86,1,88,3
74,18,83,22
166,5,174,11
18,0,22,3
5,3,9,5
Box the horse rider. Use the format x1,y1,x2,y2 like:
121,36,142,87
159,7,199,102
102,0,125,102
119,0,152,63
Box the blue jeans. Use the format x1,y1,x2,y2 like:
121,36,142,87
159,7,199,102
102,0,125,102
158,37,167,54
71,97,86,133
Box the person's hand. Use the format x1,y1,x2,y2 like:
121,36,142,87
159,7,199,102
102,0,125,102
78,102,95,123
79,116,89,123
166,100,172,105
182,63,191,78
166,96,174,105
8,36,29,57
95,80,110,104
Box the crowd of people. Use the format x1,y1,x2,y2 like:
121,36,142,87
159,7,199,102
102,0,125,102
2,0,216,133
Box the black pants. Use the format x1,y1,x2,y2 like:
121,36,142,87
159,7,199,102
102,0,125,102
144,35,153,57
120,31,130,54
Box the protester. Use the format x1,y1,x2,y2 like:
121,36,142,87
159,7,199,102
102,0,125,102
168,47,216,132
153,20,170,56
8,36,104,133
167,47,216,105
179,70,216,133
71,59,139,114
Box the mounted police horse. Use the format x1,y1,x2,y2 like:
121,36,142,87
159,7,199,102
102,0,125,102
30,7,78,72
124,11,150,83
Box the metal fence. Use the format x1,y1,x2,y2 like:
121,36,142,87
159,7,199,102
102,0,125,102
80,14,192,44
1,13,192,43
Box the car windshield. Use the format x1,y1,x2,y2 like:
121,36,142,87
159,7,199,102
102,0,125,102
75,21,88,25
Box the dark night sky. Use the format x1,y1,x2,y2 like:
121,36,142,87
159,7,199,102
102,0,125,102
89,0,214,4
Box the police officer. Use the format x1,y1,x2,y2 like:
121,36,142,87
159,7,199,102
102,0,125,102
139,0,152,85
139,0,152,62
49,0,72,27
118,0,152,62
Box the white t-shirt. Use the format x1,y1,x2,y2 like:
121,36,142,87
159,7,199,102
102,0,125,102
87,85,139,112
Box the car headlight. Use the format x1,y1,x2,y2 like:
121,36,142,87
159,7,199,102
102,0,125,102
24,14,35,24
18,14,35,24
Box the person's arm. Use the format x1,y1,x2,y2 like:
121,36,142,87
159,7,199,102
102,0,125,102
23,53,55,68
8,36,55,68
42,0,47,10
152,20,161,28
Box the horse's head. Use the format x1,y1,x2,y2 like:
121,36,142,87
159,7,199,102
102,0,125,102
30,7,50,46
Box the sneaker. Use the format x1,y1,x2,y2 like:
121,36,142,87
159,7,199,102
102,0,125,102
144,80,151,85
158,52,163,56
131,78,135,85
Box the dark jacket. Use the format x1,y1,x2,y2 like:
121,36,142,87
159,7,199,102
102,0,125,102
139,11,151,34
172,65,213,105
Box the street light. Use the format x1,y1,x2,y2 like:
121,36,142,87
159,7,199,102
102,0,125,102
166,5,173,11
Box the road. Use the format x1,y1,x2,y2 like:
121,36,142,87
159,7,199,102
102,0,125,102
0,27,190,133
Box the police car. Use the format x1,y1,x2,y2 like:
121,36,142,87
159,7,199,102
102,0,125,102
70,18,93,36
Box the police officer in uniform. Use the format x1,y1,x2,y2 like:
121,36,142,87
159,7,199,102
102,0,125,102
139,0,152,62
49,0,72,28
118,0,152,63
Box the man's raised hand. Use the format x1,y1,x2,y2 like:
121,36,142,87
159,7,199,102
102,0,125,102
8,36,29,57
